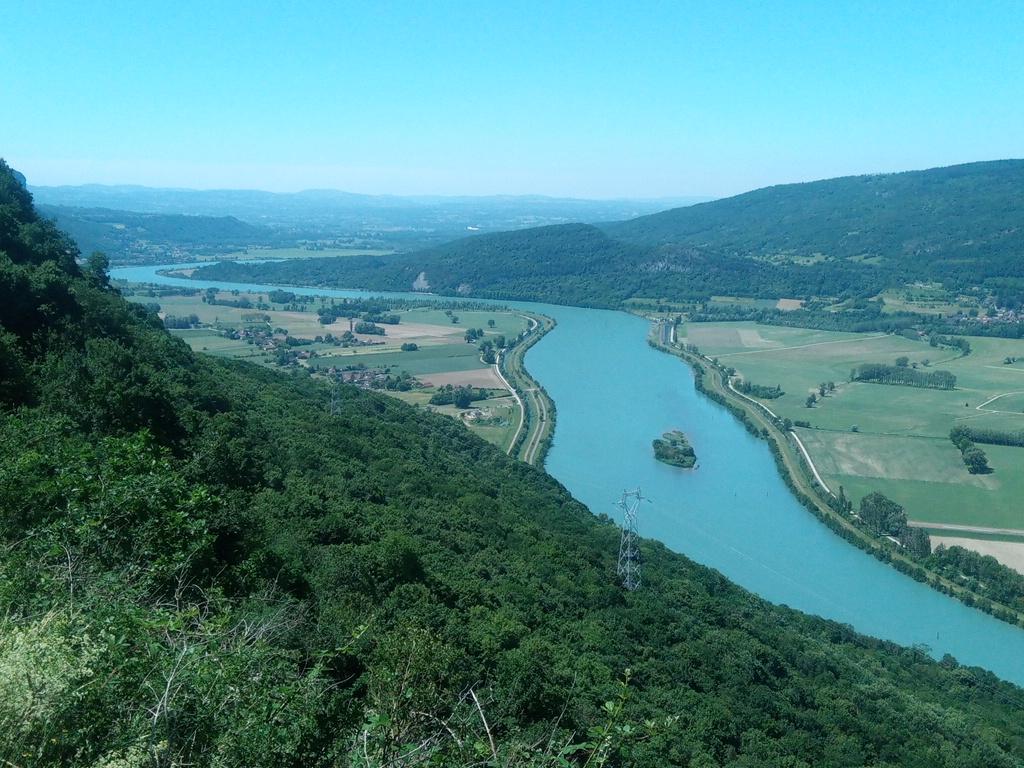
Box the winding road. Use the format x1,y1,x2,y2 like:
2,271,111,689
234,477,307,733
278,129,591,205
494,351,526,456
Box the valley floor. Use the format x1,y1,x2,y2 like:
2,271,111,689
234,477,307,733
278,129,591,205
680,320,1024,572
123,286,551,457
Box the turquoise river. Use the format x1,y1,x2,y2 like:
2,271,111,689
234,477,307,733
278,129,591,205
113,263,1024,686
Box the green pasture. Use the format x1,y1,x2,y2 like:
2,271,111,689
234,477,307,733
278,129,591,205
799,429,1024,529
170,328,267,360
687,322,1024,438
312,343,485,375
130,291,529,346
132,292,329,337
977,391,1024,414
688,321,1024,531
399,308,529,338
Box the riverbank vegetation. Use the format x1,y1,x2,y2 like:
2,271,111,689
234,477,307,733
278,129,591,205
500,314,557,466
734,379,784,399
653,430,697,468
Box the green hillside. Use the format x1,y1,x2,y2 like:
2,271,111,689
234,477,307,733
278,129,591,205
605,160,1024,282
196,160,1024,308
198,223,654,306
195,222,872,307
6,158,1024,766
39,203,274,263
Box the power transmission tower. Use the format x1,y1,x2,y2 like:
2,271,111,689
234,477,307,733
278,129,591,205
616,488,645,591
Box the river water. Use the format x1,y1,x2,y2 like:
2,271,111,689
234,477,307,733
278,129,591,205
113,263,1024,686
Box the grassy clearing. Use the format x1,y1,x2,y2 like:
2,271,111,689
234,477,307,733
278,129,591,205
170,328,265,359
686,321,1024,532
387,390,521,451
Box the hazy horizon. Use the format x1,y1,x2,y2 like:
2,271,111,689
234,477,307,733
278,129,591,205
26,178,709,204
24,156,1022,205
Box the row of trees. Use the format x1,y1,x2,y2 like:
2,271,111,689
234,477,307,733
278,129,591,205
927,545,1024,613
734,379,784,399
852,362,956,389
162,313,200,329
951,427,992,473
952,425,1024,447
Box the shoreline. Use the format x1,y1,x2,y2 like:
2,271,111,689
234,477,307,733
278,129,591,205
648,321,1024,630
500,313,557,466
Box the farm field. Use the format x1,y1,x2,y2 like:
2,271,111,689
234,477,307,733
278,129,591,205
220,247,395,260
682,321,1024,555
877,285,977,316
312,343,487,375
125,286,530,449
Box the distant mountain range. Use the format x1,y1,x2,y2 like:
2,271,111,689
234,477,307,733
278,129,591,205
30,183,707,259
193,160,1024,308
30,183,705,220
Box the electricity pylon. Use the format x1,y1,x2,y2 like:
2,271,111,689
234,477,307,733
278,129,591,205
616,488,645,591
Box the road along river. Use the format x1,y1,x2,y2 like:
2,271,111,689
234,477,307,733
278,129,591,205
114,264,1024,686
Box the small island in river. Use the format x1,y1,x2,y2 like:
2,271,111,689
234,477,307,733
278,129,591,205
653,430,697,468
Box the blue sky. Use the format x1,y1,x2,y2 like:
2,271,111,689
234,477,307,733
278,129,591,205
3,1,1022,197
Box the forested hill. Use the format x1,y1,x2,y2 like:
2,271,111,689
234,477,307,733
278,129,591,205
38,203,274,262
6,156,1024,766
198,223,653,306
194,159,1024,307
604,160,1024,277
